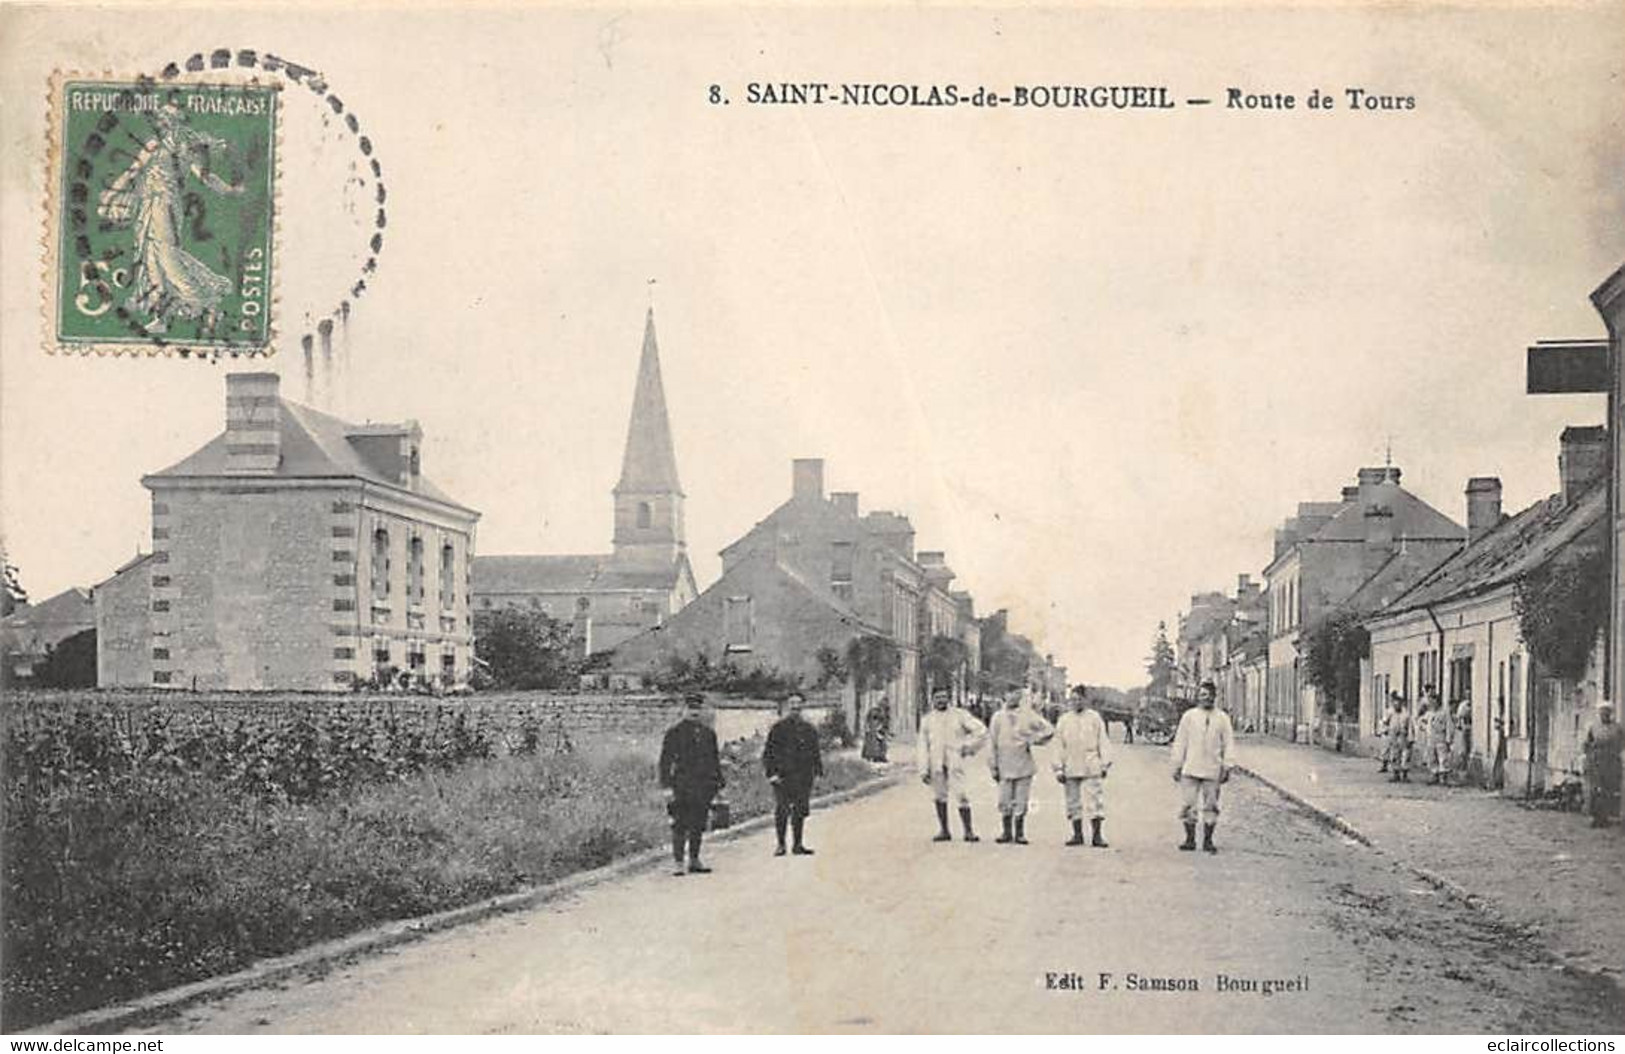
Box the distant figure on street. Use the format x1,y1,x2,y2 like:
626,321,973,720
861,698,890,762
1170,679,1234,854
658,693,725,876
1053,686,1113,847
764,692,823,856
1426,689,1454,785
1582,701,1621,828
988,688,1055,845
1453,697,1473,783
917,686,988,842
1384,693,1413,783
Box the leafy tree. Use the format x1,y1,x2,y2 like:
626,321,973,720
844,635,901,698
977,614,1031,692
922,634,968,697
35,629,97,688
1302,611,1369,719
472,607,583,690
2,559,26,617
1515,541,1608,681
813,645,848,690
1144,621,1177,697
650,650,804,696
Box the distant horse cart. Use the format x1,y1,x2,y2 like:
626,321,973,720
1098,695,1182,745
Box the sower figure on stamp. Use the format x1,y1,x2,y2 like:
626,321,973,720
988,687,1054,845
1170,679,1234,854
1582,701,1622,828
1052,685,1113,847
1385,693,1413,783
764,691,823,856
917,686,988,842
658,693,724,876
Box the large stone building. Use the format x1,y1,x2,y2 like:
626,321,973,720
471,310,698,653
100,372,481,691
1263,466,1464,741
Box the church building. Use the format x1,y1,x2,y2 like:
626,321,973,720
470,310,698,652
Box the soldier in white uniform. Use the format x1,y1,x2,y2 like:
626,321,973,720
988,688,1055,845
1052,686,1114,847
916,686,989,842
1170,679,1234,854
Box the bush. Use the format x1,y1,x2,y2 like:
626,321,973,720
817,707,854,749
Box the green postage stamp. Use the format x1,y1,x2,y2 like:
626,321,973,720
49,78,277,355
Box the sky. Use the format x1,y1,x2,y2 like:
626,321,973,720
2,3,1622,687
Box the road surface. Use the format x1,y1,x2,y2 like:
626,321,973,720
146,736,1623,1033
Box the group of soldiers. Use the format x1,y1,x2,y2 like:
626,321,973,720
657,677,1239,874
1378,687,1466,784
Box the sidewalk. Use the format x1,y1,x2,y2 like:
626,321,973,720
1233,735,1625,980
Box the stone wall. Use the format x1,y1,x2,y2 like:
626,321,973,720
95,559,151,688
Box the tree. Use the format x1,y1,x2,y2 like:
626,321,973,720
2,559,26,616
649,649,804,696
35,628,96,688
472,607,583,690
812,645,848,690
845,635,901,698
977,615,1031,693
1144,621,1176,697
922,634,969,698
1302,611,1369,719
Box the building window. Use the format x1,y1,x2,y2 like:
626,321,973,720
152,599,170,613
334,550,353,562
408,536,425,605
374,644,391,667
153,671,171,685
440,543,456,609
335,573,356,587
637,502,652,529
152,575,170,588
152,647,170,660
334,646,355,660
334,598,356,612
724,595,753,651
152,526,169,540
331,500,353,513
372,528,390,599
831,541,854,585
333,671,354,685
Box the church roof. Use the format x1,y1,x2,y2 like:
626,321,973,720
471,553,685,594
146,397,472,513
615,309,683,496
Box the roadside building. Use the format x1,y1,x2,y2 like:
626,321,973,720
124,372,480,691
471,310,698,653
2,586,95,683
94,553,155,689
1363,429,1608,793
1264,467,1464,742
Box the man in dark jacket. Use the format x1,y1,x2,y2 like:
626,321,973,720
764,692,823,857
658,693,724,876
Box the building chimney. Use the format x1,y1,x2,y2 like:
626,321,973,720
792,458,825,502
225,372,282,474
1363,502,1395,574
1340,485,1360,502
1237,573,1256,598
1465,477,1503,545
1559,426,1608,504
830,491,859,517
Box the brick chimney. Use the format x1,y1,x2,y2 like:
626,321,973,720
1236,573,1258,599
830,491,859,517
1465,477,1503,545
1340,485,1360,502
1559,426,1608,504
792,458,824,502
864,511,916,560
224,372,282,474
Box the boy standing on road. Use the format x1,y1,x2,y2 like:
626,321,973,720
1170,679,1234,854
1052,686,1113,847
917,686,988,842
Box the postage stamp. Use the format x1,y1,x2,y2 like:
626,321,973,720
47,77,278,355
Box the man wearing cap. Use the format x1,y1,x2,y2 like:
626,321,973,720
658,693,725,876
1052,685,1113,847
917,686,988,842
988,687,1055,845
1170,679,1234,854
1425,687,1454,785
764,692,823,856
1582,701,1622,828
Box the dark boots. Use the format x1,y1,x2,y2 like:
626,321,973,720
672,829,688,875
774,814,789,856
686,830,710,873
1091,817,1109,848
996,814,1014,844
933,801,953,842
791,816,813,855
960,807,979,842
1202,823,1217,854
1066,819,1086,846
1013,814,1028,845
1179,822,1197,851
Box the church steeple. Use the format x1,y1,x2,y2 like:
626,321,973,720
611,309,685,569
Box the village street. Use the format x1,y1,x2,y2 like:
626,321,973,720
140,736,1622,1035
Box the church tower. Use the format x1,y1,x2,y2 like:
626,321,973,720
611,309,686,571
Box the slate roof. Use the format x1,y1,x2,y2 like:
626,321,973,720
1309,486,1463,543
1341,544,1462,617
470,554,685,594
1375,482,1607,619
146,399,472,512
615,309,683,496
